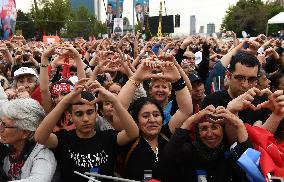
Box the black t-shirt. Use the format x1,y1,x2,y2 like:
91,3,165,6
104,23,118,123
201,90,271,125
53,129,118,182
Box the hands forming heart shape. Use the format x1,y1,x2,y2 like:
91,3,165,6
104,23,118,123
184,105,243,130
133,59,181,82
63,78,117,105
227,87,284,115
43,44,80,59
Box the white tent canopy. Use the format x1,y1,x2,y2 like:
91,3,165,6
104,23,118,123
268,12,284,24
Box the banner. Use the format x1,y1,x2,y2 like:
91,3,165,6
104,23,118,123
113,18,123,35
134,0,149,25
43,36,60,44
107,0,124,19
106,0,123,29
0,0,17,40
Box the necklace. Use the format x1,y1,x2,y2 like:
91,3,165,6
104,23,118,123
143,137,159,162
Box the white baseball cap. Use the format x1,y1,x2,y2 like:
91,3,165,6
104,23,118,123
14,67,38,79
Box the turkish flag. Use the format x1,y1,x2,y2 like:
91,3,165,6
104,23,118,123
245,124,284,178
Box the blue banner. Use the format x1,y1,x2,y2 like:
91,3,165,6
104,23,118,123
107,0,124,17
0,0,17,40
134,0,149,26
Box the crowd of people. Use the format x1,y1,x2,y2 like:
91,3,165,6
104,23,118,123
0,31,283,182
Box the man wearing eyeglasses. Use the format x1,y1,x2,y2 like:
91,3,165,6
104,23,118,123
202,50,271,125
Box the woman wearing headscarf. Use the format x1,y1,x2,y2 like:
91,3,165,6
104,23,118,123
158,105,250,182
0,98,57,181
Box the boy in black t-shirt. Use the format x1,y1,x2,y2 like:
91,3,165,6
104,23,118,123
34,79,139,182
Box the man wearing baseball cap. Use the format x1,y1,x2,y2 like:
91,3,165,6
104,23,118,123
189,73,205,113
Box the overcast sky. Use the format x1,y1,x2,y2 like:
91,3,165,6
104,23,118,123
15,0,240,34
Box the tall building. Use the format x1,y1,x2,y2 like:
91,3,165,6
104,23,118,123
199,26,204,33
190,15,196,35
207,23,215,35
70,0,101,20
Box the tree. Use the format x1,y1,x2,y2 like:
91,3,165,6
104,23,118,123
33,0,38,11
221,0,284,37
15,10,37,39
31,0,71,35
65,6,107,39
221,0,267,37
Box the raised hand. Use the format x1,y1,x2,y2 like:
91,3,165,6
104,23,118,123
180,36,192,49
131,59,157,82
181,105,216,130
59,45,81,59
62,78,91,105
92,87,117,104
215,106,248,142
42,45,57,58
257,53,266,66
157,52,176,62
215,106,243,127
255,89,284,115
227,87,261,114
116,50,133,76
159,61,181,82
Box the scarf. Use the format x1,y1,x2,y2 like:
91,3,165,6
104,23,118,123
193,140,225,162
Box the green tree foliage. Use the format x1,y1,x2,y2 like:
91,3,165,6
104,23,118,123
65,6,107,38
221,0,284,37
31,0,71,35
15,10,37,39
28,0,107,39
221,0,267,37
